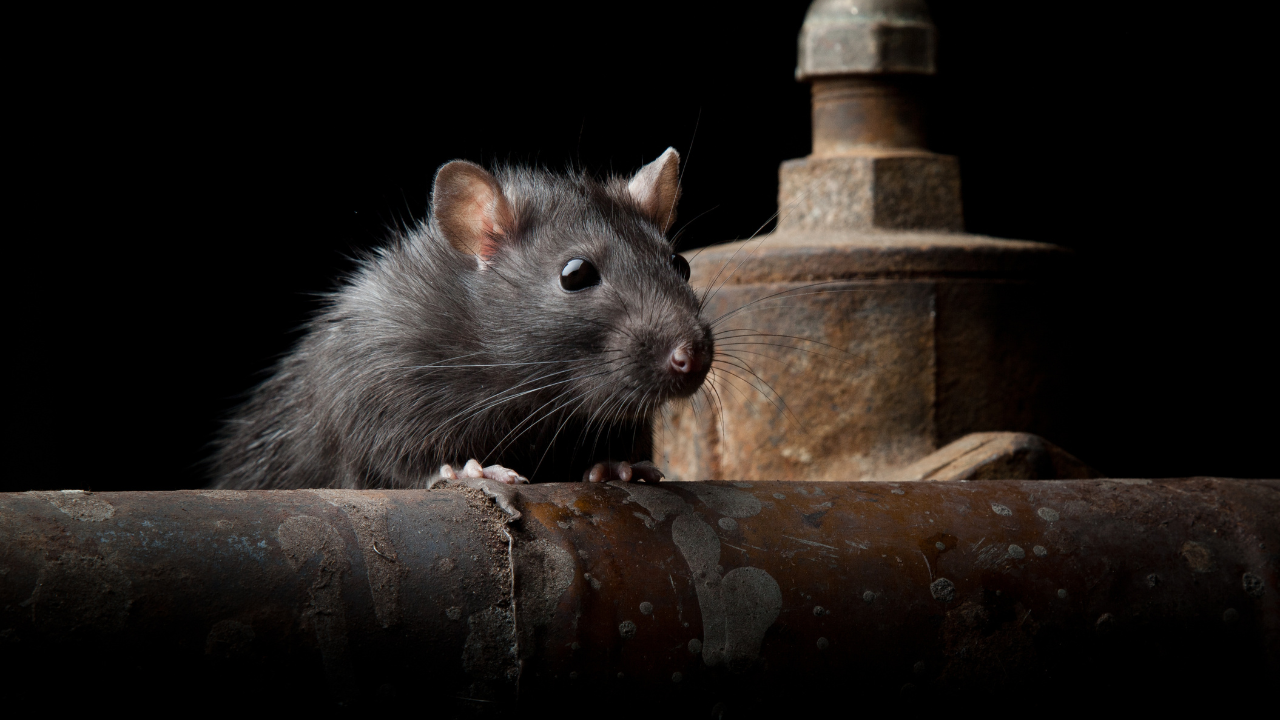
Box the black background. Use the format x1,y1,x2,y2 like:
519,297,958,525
12,2,1275,492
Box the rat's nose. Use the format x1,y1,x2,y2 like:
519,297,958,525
668,343,704,376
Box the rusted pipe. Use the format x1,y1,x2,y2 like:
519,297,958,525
797,0,935,156
811,76,927,154
2,479,1275,712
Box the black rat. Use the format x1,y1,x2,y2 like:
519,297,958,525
210,148,713,489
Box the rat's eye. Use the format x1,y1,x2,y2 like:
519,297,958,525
671,254,690,282
560,258,600,292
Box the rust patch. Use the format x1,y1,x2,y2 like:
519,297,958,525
311,490,401,628
32,552,132,634
457,477,523,521
432,482,519,694
34,490,115,522
453,484,515,582
1181,541,1213,573
197,490,248,501
277,515,354,691
513,537,575,660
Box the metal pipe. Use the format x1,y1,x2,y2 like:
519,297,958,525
798,0,935,156
2,479,1275,712
811,76,927,153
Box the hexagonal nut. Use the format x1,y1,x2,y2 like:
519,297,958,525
777,153,963,232
797,0,936,79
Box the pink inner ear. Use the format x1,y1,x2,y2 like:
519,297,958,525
464,192,499,258
462,178,510,259
432,160,515,262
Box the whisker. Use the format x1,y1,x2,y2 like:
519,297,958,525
579,381,642,471
713,330,882,370
710,358,803,432
716,341,875,373
481,395,570,464
704,370,730,471
716,348,800,373
698,188,813,311
697,208,783,309
706,366,771,428
574,361,644,458
485,374,614,465
706,281,872,327
530,393,598,480
433,369,611,448
670,204,720,251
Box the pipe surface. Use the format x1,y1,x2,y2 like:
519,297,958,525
811,76,927,153
2,479,1275,713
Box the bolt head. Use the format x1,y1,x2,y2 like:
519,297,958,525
798,0,936,79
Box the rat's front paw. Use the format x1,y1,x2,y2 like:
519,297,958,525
447,459,528,485
584,460,664,484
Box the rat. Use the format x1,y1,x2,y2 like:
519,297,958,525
210,148,713,489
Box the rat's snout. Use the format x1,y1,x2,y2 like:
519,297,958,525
668,344,701,375
614,311,713,404
666,340,712,394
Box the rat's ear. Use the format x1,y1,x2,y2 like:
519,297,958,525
431,161,515,262
627,147,681,233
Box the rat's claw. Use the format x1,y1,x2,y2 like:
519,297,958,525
629,461,665,483
455,459,527,484
439,464,459,481
482,464,529,485
585,460,662,483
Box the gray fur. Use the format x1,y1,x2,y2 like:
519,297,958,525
210,163,712,488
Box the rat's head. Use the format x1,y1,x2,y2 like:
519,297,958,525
428,149,713,421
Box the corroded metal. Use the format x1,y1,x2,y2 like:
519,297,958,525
2,480,1275,712
796,0,936,79
884,432,1100,482
659,241,1070,482
656,1,1071,482
0,487,516,710
791,0,954,230
811,76,928,153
